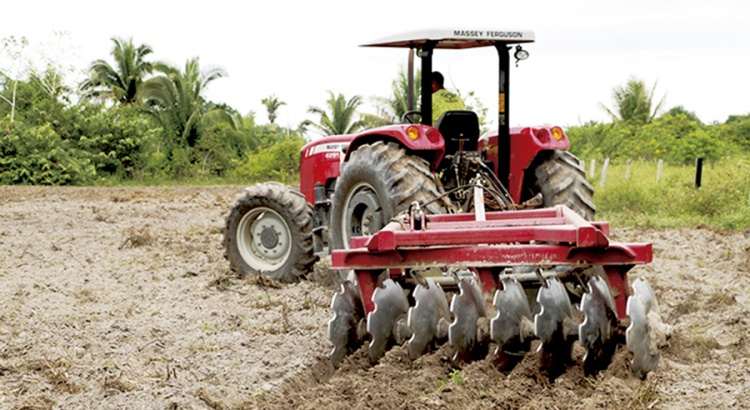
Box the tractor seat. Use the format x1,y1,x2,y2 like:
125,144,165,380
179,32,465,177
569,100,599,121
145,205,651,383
434,110,480,153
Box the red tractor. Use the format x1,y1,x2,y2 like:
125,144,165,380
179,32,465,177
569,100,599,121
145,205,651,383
223,29,667,378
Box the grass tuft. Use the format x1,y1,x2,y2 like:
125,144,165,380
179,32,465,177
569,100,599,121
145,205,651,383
119,226,156,249
626,380,660,409
704,289,736,309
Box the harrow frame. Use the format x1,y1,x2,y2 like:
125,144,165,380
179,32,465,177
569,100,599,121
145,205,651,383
332,205,652,319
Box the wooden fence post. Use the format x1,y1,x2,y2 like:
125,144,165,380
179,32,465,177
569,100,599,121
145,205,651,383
589,159,596,179
656,159,664,183
599,158,610,187
625,159,631,180
695,158,703,188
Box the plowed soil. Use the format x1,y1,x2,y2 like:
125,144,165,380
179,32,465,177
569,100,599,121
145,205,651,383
0,186,748,410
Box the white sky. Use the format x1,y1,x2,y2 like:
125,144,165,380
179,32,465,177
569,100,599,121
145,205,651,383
3,0,749,132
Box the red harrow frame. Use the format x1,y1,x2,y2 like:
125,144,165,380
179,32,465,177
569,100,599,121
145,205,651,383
334,205,650,316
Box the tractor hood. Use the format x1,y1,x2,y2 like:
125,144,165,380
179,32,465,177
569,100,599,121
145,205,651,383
361,28,535,49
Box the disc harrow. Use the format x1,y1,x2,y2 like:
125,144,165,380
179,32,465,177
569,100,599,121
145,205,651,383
448,275,487,362
327,205,667,378
579,274,619,374
490,277,534,358
406,277,450,360
535,277,577,372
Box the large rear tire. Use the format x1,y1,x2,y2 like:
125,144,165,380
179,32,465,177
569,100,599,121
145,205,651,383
223,182,318,283
533,150,596,220
331,141,448,250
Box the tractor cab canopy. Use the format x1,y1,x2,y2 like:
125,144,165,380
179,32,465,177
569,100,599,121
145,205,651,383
361,28,536,186
361,29,535,49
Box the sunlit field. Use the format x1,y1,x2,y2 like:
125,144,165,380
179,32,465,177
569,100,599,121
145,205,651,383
584,156,750,230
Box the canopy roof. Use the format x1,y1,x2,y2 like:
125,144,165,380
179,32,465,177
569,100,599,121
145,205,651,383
361,29,535,49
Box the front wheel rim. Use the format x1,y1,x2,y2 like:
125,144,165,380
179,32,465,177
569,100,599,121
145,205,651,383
236,207,292,271
340,182,385,249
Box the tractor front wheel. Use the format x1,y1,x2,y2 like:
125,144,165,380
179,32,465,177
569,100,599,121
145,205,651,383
223,182,318,282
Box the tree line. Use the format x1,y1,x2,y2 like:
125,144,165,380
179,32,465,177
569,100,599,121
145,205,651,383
566,78,750,165
0,36,396,185
1,35,748,185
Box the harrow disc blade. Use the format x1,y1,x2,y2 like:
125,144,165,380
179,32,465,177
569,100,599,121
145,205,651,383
448,277,487,362
626,278,663,379
534,277,576,371
367,278,409,364
490,277,533,355
407,278,450,360
328,280,364,367
579,275,618,374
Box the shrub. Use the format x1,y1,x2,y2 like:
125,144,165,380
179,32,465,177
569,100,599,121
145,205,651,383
76,104,159,178
231,135,305,184
0,119,95,185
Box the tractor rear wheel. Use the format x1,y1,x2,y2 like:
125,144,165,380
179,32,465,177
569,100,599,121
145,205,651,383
223,182,317,283
532,150,595,220
331,141,448,251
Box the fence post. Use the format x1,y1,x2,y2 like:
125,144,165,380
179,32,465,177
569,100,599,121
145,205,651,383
656,159,664,183
625,159,631,180
695,158,703,188
589,159,596,179
599,158,610,187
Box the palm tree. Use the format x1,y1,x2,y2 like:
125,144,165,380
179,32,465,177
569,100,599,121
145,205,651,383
372,67,422,124
140,57,234,146
600,77,665,125
307,92,366,136
261,95,286,124
80,37,154,104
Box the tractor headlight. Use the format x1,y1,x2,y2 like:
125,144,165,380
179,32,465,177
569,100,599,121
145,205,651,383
514,46,529,62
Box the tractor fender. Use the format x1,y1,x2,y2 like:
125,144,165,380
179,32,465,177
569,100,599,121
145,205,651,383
299,125,445,206
300,135,354,204
344,124,445,170
479,126,570,203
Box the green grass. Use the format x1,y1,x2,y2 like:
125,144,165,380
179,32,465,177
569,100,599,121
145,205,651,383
587,157,750,230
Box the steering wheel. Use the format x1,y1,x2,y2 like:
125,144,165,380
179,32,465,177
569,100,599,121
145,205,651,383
401,110,422,124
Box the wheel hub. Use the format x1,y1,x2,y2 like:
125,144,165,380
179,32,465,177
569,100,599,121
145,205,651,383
346,187,384,240
259,226,280,248
251,218,288,258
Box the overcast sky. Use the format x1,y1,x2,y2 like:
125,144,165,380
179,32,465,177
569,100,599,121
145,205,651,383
3,0,749,132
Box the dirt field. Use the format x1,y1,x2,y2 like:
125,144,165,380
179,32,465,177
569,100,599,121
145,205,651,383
0,186,748,410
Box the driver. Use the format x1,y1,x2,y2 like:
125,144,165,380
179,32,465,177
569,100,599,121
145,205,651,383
431,71,465,123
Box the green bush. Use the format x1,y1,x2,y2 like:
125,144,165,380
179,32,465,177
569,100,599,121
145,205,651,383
193,122,256,177
231,135,305,184
567,112,730,165
722,114,750,150
76,104,160,178
0,120,95,185
567,121,613,159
